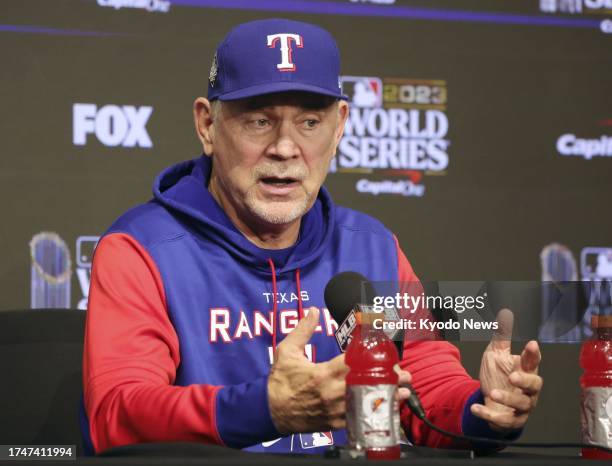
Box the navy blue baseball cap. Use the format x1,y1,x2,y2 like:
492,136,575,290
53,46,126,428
207,19,346,101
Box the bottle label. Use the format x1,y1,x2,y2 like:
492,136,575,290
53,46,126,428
346,384,399,449
581,387,612,448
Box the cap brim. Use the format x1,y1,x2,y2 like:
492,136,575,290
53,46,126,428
217,82,347,101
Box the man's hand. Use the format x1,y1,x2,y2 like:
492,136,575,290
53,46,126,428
268,307,347,434
268,307,412,434
472,309,543,432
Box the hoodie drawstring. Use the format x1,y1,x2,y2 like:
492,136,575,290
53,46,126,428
295,268,304,321
268,258,279,353
268,258,305,362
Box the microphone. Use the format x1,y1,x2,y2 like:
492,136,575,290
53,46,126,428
324,271,377,322
324,271,403,357
324,272,376,351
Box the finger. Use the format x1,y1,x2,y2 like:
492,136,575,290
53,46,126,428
520,340,541,374
326,397,346,416
393,365,412,385
490,308,513,351
320,353,348,376
509,371,543,397
489,389,532,414
329,417,346,431
397,387,411,401
398,371,412,385
322,379,346,404
279,307,320,350
470,403,528,431
325,398,347,428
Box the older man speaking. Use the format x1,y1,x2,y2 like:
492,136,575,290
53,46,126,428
82,18,542,455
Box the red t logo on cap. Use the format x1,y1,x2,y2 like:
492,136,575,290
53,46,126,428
267,33,304,72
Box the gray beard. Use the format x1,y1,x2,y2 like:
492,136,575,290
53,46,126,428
244,191,311,225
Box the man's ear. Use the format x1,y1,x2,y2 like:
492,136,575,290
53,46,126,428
333,100,349,153
193,97,215,155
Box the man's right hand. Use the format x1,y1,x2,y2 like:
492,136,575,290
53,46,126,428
267,307,348,434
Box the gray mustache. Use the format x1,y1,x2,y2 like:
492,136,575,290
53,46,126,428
254,165,307,180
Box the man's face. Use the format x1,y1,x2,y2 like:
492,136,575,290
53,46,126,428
200,92,348,227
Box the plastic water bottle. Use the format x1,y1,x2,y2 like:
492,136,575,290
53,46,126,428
579,315,612,459
345,311,401,460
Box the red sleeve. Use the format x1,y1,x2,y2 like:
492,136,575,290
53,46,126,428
394,236,480,448
83,233,224,453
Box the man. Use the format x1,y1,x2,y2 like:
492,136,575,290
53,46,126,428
82,18,542,454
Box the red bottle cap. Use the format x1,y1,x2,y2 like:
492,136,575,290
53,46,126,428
591,315,612,328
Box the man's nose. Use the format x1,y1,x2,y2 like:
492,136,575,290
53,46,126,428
266,122,300,160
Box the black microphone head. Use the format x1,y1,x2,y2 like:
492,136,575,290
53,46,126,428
324,271,376,322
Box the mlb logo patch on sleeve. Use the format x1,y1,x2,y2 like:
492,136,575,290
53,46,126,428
299,431,334,449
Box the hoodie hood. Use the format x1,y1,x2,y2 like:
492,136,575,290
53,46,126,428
152,155,335,273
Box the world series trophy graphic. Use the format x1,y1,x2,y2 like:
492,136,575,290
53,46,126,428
540,243,579,342
540,243,612,342
29,232,72,309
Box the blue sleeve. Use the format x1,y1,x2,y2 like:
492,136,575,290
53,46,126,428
461,389,523,452
215,376,280,448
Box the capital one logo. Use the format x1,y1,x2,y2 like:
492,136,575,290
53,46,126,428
267,33,303,71
73,103,153,148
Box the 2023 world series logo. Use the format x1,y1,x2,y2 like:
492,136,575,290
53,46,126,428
332,76,450,198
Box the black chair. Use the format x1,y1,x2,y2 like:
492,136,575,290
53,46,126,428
0,309,85,455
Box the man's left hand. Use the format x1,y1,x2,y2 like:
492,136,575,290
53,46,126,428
471,309,543,432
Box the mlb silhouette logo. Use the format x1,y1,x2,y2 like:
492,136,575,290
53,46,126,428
581,247,612,280
340,76,383,108
76,236,100,268
299,431,334,449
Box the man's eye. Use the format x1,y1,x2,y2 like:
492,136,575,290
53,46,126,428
252,118,269,128
304,119,320,129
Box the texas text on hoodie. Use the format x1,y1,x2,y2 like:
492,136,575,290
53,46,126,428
83,155,501,454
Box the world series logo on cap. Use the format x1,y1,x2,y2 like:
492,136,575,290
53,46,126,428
267,33,303,72
209,52,218,87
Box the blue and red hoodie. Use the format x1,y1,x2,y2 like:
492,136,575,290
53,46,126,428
83,155,500,454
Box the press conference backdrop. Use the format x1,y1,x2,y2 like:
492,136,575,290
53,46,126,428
1,0,611,449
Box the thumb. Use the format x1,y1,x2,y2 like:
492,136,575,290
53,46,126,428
489,308,513,351
279,307,320,351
